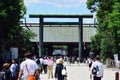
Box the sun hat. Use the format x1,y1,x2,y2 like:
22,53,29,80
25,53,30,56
3,63,10,69
58,58,64,64
24,53,33,57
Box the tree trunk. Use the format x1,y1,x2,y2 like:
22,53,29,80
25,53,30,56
0,38,5,70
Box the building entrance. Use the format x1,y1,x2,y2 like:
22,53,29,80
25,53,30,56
29,14,93,61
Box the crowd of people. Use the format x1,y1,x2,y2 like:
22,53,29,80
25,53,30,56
0,53,68,80
0,52,104,80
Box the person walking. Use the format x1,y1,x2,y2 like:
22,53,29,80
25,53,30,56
17,53,40,80
10,59,19,80
88,56,94,71
35,57,41,73
42,57,48,74
55,58,67,80
46,56,54,79
2,62,12,80
39,57,44,73
90,56,104,80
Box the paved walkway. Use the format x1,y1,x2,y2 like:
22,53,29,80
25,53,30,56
40,62,120,80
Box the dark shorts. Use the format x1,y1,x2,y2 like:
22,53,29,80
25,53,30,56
93,76,101,80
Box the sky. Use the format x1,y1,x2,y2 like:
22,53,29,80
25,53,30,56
23,0,95,23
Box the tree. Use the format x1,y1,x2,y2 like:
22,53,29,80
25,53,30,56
108,2,120,53
100,33,116,62
10,27,37,55
89,31,102,56
0,0,26,68
86,0,120,60
86,0,115,30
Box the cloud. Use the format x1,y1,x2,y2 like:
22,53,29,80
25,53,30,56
24,0,40,6
44,0,87,8
24,0,87,8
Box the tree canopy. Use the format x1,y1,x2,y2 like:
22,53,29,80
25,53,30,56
0,0,26,41
0,0,38,64
86,0,120,61
0,0,26,69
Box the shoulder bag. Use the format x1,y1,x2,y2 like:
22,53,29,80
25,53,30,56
62,65,67,76
25,62,36,80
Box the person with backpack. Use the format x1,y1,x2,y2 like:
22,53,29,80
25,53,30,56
90,56,104,80
88,57,94,71
10,59,19,80
2,62,12,80
46,56,54,79
35,57,41,71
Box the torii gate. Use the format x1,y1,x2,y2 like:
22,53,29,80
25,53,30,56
29,14,93,61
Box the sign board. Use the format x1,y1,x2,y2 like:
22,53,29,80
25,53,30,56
114,54,118,61
10,47,18,59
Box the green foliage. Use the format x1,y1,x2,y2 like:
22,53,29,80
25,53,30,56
6,26,37,57
89,32,102,56
107,2,120,58
108,3,120,35
86,0,120,61
100,35,116,62
0,0,26,42
53,45,67,51
17,28,37,53
0,0,30,59
21,29,37,40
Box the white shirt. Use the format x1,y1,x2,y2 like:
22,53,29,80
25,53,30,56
90,61,104,77
40,58,43,64
20,58,38,80
10,63,18,76
43,59,47,65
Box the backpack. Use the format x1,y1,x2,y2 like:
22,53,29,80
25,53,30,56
0,70,12,80
36,59,40,64
92,66,99,75
0,71,6,80
89,62,92,68
13,64,19,77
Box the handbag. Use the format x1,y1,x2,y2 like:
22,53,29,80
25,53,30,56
62,66,67,76
25,62,36,80
28,75,36,80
